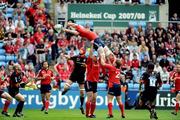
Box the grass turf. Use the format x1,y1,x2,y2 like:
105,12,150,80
0,109,179,120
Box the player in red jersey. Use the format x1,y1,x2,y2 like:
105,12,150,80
36,61,54,114
171,63,180,115
0,74,13,117
85,42,100,118
100,54,125,119
63,22,114,60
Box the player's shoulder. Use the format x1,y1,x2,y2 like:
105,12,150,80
142,72,149,76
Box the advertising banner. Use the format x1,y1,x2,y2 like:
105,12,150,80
0,89,125,109
127,90,176,109
68,4,159,27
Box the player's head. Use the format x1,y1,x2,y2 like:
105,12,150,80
109,53,116,64
147,62,154,73
114,59,121,68
13,64,22,73
42,61,49,69
79,48,86,56
177,62,180,73
92,51,99,62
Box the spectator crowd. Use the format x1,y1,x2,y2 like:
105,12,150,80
0,0,179,91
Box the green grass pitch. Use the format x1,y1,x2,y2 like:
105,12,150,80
0,109,179,120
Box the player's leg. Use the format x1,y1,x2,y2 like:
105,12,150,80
89,82,98,118
1,91,12,117
148,101,158,119
61,79,73,95
116,96,125,118
172,91,180,115
148,91,158,119
85,81,93,117
107,93,114,118
13,93,25,117
44,92,51,114
89,92,97,118
79,83,85,114
40,93,45,111
85,91,93,117
40,85,47,111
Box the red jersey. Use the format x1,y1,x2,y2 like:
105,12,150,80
131,59,140,69
76,25,98,41
56,64,70,81
86,57,100,82
38,69,53,85
33,32,44,44
172,72,180,91
103,64,121,88
27,71,36,78
4,44,13,54
121,59,131,69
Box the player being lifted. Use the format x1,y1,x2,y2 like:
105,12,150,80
100,51,125,119
61,47,87,114
36,61,54,114
139,62,162,119
63,22,114,61
85,41,100,118
171,62,180,116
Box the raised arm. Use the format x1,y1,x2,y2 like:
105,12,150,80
89,41,94,58
63,29,79,35
67,22,79,28
54,63,59,74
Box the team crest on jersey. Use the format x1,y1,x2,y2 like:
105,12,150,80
77,58,80,62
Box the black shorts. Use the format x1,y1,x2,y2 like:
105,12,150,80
85,81,97,93
108,84,121,96
40,84,52,94
69,74,85,84
0,90,4,97
93,38,105,50
8,88,19,98
176,91,180,95
141,90,157,103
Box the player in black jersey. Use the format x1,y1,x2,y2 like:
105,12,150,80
61,48,87,114
9,64,26,117
139,62,162,120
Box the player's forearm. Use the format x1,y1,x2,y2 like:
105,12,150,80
67,22,78,28
64,29,79,35
100,58,105,66
89,43,94,58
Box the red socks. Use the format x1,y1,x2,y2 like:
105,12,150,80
175,102,179,112
86,101,91,116
119,103,125,116
90,103,96,115
108,103,113,115
45,100,49,111
3,100,11,112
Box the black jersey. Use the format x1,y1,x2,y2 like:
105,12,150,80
141,72,162,91
70,55,86,75
9,72,23,89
